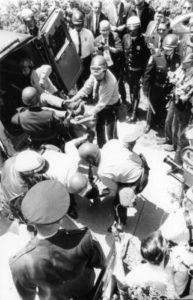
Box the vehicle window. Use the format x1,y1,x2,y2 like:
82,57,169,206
48,24,67,57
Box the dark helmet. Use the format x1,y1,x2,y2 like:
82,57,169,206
162,34,179,49
22,86,38,106
72,10,84,25
78,142,100,165
68,172,88,195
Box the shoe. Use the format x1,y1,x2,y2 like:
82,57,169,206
164,144,175,152
144,124,151,133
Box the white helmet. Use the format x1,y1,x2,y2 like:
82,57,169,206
126,16,141,30
21,8,33,21
15,150,48,175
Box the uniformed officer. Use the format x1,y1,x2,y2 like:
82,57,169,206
78,127,149,229
122,16,150,122
9,180,105,300
143,33,181,133
20,8,39,36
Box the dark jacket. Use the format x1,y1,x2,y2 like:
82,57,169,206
128,2,155,33
9,227,105,300
122,33,150,71
94,31,123,75
11,107,59,141
143,51,181,96
84,11,108,38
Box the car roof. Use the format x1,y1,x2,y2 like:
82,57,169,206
0,30,32,60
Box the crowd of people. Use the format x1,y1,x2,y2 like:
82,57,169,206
1,0,193,299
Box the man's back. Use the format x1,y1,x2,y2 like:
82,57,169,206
10,227,105,300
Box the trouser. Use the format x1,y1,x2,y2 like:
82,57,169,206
126,70,143,113
146,85,167,127
114,154,150,224
109,65,126,103
165,100,178,147
76,55,92,89
96,101,120,148
173,104,191,165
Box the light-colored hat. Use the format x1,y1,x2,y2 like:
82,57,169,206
15,150,48,175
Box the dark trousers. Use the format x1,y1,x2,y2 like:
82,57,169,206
146,85,167,127
173,104,191,165
165,101,178,147
77,55,92,89
96,103,119,148
109,65,126,103
126,70,143,111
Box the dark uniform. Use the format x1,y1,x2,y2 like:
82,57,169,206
143,51,181,129
9,180,105,300
11,107,64,147
123,33,150,119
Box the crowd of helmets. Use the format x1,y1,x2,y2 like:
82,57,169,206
0,0,189,33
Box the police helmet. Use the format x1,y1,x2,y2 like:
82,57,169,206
90,55,107,75
21,8,33,21
15,150,48,176
126,16,141,30
68,172,89,195
78,142,100,165
72,10,84,25
22,86,38,106
162,34,179,49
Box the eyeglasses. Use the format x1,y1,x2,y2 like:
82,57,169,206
183,6,192,10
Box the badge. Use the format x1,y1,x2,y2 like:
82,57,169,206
136,45,140,51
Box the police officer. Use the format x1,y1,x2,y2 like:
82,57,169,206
9,180,105,300
70,10,94,88
123,16,150,122
78,129,149,229
143,33,181,133
20,8,39,36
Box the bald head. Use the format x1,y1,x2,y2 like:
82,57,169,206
100,20,110,37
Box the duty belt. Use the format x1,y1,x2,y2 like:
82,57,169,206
128,67,142,72
154,82,167,88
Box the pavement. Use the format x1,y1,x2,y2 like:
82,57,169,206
0,93,185,299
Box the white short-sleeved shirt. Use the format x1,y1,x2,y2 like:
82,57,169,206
97,139,143,192
42,142,80,193
69,27,94,59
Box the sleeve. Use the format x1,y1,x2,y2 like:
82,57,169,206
70,76,94,101
92,74,117,114
89,31,95,54
9,256,37,300
143,55,155,97
65,140,81,166
113,33,123,55
39,65,52,80
82,229,106,269
40,93,63,108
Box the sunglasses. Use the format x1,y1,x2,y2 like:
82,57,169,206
183,6,192,10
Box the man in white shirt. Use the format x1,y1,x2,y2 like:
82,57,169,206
78,131,149,228
70,10,94,88
69,55,120,147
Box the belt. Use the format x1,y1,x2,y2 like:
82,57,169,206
128,67,142,72
154,82,167,88
106,99,121,109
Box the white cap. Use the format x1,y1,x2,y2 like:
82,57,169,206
120,124,143,144
15,150,47,175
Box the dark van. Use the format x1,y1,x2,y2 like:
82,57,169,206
0,8,82,136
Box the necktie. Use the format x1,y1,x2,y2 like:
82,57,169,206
93,80,100,103
78,32,82,57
